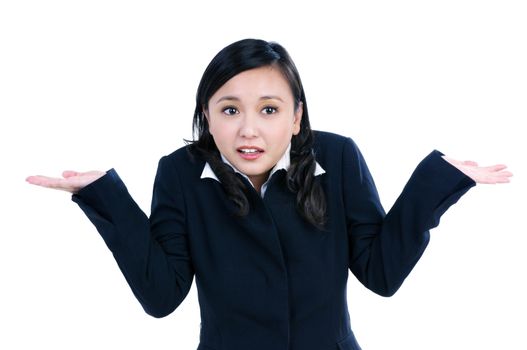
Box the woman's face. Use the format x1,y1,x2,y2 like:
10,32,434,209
204,65,303,190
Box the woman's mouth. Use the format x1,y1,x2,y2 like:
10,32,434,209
237,147,264,160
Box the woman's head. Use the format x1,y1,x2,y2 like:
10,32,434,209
192,38,312,184
203,65,303,190
187,38,326,229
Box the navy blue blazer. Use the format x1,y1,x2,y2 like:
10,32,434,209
71,130,476,350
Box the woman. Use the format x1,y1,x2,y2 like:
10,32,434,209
26,38,512,350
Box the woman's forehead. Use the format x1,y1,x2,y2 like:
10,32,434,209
210,66,293,104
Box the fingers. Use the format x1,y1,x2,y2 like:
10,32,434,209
477,169,513,184
26,175,60,187
26,175,71,191
25,175,47,185
497,171,514,183
482,164,508,171
487,176,511,184
470,163,510,172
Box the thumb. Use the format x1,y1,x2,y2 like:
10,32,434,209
462,160,479,166
62,170,79,178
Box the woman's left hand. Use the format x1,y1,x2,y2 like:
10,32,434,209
441,155,513,184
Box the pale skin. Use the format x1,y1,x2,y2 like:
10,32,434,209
25,65,513,193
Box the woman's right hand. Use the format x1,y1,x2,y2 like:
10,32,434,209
26,170,107,194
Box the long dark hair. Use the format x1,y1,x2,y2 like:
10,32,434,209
184,38,326,230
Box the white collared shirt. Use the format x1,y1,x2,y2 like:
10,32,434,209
200,142,326,197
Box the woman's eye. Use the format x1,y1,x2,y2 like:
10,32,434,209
222,107,238,116
262,106,278,115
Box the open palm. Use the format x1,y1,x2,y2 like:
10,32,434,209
441,156,513,184
26,170,106,194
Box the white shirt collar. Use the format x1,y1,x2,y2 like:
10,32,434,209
200,142,325,197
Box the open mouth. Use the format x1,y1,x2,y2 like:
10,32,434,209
237,146,264,159
237,147,264,154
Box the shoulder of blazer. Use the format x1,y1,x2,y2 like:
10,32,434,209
159,144,206,181
312,129,350,148
312,130,358,168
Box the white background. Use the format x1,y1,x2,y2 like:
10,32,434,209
2,1,526,349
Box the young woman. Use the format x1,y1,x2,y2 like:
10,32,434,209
26,38,512,350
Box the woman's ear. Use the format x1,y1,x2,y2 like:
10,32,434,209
292,102,303,135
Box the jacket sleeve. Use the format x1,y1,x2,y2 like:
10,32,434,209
71,155,194,317
342,137,476,297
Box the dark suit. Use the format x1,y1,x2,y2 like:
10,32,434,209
71,130,476,350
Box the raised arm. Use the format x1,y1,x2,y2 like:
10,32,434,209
342,138,479,297
27,156,194,317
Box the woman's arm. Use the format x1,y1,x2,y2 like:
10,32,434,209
342,138,481,297
68,156,194,318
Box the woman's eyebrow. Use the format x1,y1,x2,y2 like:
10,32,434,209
215,95,284,104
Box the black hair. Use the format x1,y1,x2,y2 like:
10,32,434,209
184,38,326,230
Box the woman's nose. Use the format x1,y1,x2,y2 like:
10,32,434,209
239,114,258,138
